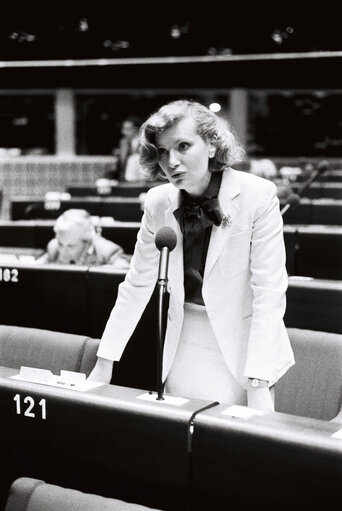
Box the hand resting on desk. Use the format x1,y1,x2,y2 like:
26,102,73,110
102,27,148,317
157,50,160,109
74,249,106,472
88,357,114,384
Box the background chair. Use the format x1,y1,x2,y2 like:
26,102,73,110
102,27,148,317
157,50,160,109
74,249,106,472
5,477,163,511
0,324,99,376
276,327,342,421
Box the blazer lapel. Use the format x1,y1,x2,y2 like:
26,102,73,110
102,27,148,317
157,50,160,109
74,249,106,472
204,168,241,278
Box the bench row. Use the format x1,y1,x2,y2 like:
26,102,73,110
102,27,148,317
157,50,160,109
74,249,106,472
0,263,341,339
291,181,342,199
1,221,342,280
66,183,152,197
9,196,342,225
67,181,342,199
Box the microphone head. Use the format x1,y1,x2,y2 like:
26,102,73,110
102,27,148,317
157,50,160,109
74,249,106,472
155,226,177,252
287,193,301,207
317,160,329,174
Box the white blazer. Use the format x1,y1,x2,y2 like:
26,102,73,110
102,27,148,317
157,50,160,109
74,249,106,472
97,168,295,389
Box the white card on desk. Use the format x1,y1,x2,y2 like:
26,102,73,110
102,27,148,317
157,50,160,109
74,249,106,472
60,370,86,382
221,405,264,419
332,429,342,440
10,366,103,391
17,366,54,383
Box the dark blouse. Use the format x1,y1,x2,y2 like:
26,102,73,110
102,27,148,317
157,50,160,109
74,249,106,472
173,171,223,305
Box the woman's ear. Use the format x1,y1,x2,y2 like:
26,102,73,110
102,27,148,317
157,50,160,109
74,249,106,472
208,146,216,159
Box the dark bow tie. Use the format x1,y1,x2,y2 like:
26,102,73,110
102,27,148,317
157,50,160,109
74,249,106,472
174,195,223,235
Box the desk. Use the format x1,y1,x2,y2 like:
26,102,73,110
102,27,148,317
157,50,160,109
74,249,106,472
283,224,342,279
283,198,342,225
101,222,140,253
291,182,342,199
0,220,141,255
191,404,342,511
285,277,342,334
297,169,342,182
67,184,151,197
1,368,342,511
2,221,342,279
0,263,88,335
0,220,36,247
0,265,341,337
0,366,216,511
10,197,342,225
10,197,144,222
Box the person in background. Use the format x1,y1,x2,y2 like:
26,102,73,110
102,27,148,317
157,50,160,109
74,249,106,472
36,209,131,268
89,99,294,411
117,116,145,182
248,158,293,204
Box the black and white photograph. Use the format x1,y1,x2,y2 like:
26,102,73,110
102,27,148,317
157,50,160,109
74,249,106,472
0,6,341,511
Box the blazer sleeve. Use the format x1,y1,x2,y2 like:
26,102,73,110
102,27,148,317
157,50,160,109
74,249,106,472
243,181,289,384
96,191,160,361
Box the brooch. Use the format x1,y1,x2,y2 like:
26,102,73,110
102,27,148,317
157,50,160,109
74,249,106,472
221,214,232,227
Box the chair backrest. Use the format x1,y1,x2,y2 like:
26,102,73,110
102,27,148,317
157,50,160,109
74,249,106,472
0,325,99,377
2,324,342,421
276,328,342,420
5,477,163,511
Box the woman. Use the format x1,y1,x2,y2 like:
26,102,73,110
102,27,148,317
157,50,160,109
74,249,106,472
89,100,295,411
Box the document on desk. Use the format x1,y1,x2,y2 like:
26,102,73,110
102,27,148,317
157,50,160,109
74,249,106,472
10,367,104,391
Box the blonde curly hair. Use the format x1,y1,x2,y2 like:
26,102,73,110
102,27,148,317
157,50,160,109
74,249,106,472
139,99,245,181
54,209,95,241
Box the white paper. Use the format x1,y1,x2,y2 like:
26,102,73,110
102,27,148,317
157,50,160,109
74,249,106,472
60,370,86,382
19,366,53,382
136,392,189,406
331,429,342,439
221,404,264,419
10,366,103,392
0,254,18,263
18,255,37,263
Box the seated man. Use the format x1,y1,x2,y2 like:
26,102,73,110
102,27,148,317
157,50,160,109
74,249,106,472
36,209,131,268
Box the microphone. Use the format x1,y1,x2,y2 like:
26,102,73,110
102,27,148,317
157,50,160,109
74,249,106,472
154,226,177,401
280,193,301,216
155,226,177,285
296,160,329,197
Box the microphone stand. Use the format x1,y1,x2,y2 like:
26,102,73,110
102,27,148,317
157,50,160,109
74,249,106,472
281,161,328,216
280,194,301,216
280,202,292,216
156,247,169,400
295,161,329,197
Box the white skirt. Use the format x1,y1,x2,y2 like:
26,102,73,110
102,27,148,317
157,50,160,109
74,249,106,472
164,302,247,406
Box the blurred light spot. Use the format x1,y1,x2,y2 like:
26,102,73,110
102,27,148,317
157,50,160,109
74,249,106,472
209,103,221,113
170,25,181,39
78,18,89,32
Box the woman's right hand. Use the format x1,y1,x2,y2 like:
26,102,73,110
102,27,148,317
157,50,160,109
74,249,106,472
88,357,114,384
